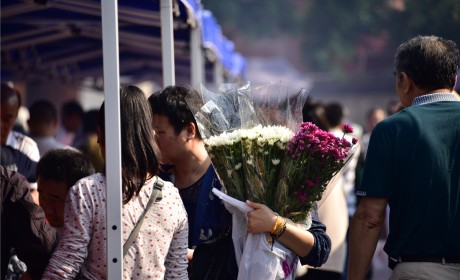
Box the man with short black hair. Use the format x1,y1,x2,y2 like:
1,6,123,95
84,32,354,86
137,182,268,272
37,149,95,230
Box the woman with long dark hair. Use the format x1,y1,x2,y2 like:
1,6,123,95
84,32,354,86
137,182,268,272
43,85,188,279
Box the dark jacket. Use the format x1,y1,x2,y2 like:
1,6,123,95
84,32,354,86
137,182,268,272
1,166,57,280
1,145,37,182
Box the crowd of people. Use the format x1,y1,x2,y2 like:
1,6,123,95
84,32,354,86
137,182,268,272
1,35,459,280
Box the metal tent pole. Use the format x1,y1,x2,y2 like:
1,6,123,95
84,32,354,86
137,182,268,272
101,0,123,279
214,60,224,88
191,25,204,87
160,0,175,86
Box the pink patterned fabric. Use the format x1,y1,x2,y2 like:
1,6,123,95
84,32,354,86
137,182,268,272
43,173,188,279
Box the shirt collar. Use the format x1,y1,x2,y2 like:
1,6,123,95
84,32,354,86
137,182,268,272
411,92,459,106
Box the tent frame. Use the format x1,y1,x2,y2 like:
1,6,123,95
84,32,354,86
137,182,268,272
102,0,178,277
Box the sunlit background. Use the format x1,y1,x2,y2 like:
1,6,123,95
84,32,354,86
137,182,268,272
2,0,459,130
204,0,460,126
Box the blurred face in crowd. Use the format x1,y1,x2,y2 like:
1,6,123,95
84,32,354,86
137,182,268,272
152,114,187,165
38,178,69,228
367,109,386,132
0,95,19,145
62,114,81,133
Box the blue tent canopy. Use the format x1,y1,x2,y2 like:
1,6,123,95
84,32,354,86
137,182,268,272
201,9,247,81
1,1,246,87
201,10,224,62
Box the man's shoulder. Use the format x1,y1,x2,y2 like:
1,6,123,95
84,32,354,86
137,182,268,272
8,131,38,148
375,108,418,129
7,131,40,161
18,133,38,147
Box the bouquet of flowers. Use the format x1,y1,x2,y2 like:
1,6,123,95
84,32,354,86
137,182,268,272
189,82,358,222
206,122,357,222
186,82,357,279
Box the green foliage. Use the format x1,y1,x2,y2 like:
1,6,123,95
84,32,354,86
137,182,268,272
386,0,460,46
203,0,460,75
301,0,389,72
202,0,301,37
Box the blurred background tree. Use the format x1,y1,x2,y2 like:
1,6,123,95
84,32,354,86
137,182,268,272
203,0,460,78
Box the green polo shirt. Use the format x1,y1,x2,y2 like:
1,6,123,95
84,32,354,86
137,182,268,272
358,101,460,258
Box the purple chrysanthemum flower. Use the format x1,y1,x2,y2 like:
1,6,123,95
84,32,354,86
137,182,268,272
343,124,353,134
295,190,308,202
305,179,315,188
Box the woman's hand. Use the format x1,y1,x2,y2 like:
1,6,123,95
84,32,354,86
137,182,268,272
246,200,277,233
187,248,194,261
245,201,318,258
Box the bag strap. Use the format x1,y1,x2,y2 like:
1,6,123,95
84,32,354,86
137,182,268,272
192,165,215,247
123,177,164,256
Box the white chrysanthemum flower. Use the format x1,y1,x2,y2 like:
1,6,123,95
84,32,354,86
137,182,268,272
244,139,253,150
205,130,241,147
255,126,293,145
244,130,259,140
206,125,293,149
272,159,280,165
276,141,286,150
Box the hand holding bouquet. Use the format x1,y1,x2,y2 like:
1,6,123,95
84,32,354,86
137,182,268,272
186,82,357,280
205,121,357,223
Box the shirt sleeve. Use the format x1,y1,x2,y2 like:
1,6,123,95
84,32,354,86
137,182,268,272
298,204,331,267
164,197,189,279
357,121,394,198
42,182,93,279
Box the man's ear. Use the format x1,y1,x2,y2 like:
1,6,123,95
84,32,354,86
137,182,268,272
399,72,412,94
186,122,196,140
